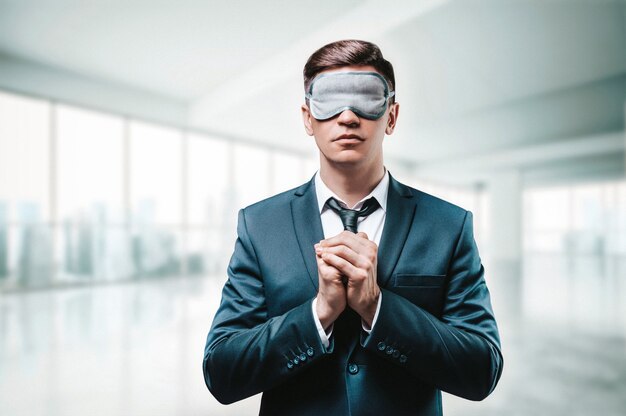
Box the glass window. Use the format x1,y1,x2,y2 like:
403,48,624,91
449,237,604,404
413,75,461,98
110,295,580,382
5,224,54,288
0,91,50,224
55,224,135,283
523,187,571,252
187,134,230,227
0,219,7,280
55,105,129,283
271,151,307,194
57,105,125,224
304,157,319,179
186,228,233,277
130,121,182,225
605,182,626,255
523,180,626,255
524,187,571,231
233,143,270,208
571,184,603,232
129,225,182,278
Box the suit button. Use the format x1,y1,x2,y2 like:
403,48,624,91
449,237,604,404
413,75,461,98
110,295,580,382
392,350,400,359
299,353,307,362
385,346,394,355
287,361,294,370
399,354,408,364
377,342,386,351
306,347,315,357
293,357,300,365
348,363,359,375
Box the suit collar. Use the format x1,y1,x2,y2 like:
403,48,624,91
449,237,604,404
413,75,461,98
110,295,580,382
314,170,390,213
293,177,314,196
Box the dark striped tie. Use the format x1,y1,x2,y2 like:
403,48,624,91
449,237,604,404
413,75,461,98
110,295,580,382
326,197,380,233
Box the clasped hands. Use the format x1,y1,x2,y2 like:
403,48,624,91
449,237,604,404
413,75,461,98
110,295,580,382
314,231,380,331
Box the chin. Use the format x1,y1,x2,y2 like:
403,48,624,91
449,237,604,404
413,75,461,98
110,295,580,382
328,156,368,168
320,148,370,167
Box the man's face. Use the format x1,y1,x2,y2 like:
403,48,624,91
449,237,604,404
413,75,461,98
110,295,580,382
301,65,399,170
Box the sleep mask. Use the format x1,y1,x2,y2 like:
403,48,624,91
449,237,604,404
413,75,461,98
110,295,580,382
305,71,395,121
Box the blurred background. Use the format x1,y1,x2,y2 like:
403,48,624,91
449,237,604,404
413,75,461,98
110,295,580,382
0,0,625,415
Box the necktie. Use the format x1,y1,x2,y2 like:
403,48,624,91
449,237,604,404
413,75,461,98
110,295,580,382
326,197,380,233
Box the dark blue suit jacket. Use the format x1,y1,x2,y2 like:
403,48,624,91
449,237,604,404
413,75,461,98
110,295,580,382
203,174,503,415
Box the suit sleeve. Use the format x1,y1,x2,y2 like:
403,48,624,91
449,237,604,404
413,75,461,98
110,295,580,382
203,209,332,404
363,210,503,401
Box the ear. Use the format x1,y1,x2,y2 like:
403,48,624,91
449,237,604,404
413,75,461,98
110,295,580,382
301,104,314,136
385,102,400,135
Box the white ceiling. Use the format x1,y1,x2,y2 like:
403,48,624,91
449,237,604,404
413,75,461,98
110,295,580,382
0,0,364,100
0,0,624,184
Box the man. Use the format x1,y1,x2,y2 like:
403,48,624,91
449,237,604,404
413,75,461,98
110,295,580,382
203,39,503,415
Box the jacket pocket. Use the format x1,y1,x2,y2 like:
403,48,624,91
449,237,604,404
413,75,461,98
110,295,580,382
394,274,445,288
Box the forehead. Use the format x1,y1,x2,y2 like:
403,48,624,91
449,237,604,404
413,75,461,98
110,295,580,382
318,64,381,77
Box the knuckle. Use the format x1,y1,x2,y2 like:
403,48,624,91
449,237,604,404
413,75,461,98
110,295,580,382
356,254,372,269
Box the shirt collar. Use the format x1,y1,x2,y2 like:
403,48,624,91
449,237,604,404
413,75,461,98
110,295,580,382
315,169,389,213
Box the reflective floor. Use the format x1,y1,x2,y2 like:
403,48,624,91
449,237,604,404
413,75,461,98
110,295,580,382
1,254,625,416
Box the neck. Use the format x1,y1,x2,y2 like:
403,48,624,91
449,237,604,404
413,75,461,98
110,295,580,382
319,161,385,207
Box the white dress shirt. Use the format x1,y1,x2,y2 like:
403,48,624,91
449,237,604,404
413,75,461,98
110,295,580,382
312,170,389,347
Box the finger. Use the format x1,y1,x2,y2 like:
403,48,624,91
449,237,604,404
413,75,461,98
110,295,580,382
316,251,335,270
320,234,377,263
321,252,360,278
321,244,370,269
316,253,344,280
321,231,369,251
356,232,369,240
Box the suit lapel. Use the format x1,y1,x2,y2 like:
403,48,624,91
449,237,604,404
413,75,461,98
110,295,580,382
377,174,416,288
291,177,325,291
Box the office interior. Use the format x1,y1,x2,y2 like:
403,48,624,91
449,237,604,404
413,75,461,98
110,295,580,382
0,1,625,415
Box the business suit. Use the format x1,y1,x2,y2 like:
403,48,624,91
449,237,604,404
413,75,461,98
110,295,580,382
203,173,503,415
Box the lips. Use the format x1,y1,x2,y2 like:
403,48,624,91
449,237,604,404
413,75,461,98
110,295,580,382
333,134,363,142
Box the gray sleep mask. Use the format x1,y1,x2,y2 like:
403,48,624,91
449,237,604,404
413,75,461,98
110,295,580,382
305,71,395,121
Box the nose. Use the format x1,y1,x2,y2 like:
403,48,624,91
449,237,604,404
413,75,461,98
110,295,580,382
336,109,360,127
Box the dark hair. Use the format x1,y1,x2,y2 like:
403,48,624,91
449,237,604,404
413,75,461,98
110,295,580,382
303,39,395,100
